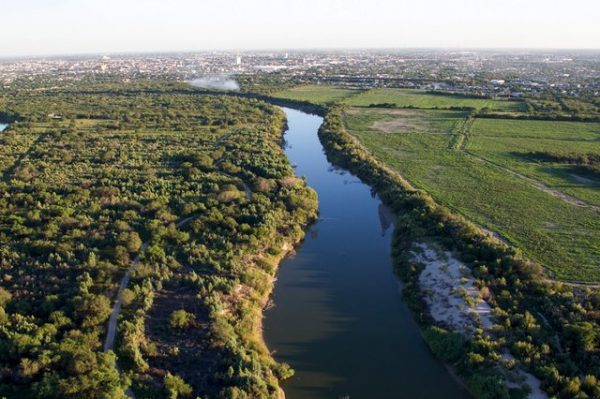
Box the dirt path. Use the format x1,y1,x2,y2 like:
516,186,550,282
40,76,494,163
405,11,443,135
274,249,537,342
449,115,475,150
103,242,149,352
544,279,600,289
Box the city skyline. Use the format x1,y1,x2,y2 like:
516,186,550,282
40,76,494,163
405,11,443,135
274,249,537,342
1,0,599,57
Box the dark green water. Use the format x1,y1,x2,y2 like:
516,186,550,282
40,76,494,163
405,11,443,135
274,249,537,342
264,107,469,399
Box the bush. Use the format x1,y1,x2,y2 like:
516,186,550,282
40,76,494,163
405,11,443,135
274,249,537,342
164,372,192,398
468,374,510,399
423,326,466,364
169,309,195,330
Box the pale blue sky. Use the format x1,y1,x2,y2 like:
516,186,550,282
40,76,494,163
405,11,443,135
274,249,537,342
1,0,598,56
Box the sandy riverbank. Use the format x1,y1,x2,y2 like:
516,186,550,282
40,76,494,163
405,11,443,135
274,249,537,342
412,242,547,399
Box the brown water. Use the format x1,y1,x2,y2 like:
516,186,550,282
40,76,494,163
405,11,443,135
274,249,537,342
264,107,470,399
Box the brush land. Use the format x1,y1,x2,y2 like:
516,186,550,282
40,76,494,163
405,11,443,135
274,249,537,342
0,83,317,398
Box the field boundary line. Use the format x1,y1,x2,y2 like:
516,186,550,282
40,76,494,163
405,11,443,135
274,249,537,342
449,114,475,151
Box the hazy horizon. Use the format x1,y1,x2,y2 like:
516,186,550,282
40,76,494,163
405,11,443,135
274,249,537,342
1,0,599,57
2,46,600,61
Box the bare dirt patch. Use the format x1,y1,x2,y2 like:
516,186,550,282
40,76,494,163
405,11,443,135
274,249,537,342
372,118,426,133
145,280,218,397
412,242,547,398
347,107,420,116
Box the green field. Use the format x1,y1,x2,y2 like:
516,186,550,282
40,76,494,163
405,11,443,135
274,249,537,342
271,84,362,104
467,118,600,206
343,107,600,282
343,88,525,111
271,85,526,112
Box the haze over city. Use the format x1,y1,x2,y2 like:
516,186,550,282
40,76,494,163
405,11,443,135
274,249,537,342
1,0,599,57
1,2,600,399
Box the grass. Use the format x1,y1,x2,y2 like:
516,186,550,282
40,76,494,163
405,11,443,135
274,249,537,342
266,84,599,280
271,84,362,105
343,88,525,112
343,107,600,282
467,118,600,207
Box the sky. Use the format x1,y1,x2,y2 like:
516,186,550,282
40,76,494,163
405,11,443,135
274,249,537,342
0,0,599,57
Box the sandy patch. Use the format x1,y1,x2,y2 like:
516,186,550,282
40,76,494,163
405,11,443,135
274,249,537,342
372,118,426,133
412,242,547,399
413,243,493,334
347,108,422,117
501,351,548,399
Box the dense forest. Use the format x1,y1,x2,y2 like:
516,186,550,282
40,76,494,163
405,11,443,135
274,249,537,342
0,84,317,398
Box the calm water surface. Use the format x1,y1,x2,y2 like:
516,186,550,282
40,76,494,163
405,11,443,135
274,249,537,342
264,107,469,399
0,124,7,132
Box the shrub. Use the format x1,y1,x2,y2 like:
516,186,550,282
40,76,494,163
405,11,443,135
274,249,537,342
423,326,466,364
169,309,195,330
164,372,192,399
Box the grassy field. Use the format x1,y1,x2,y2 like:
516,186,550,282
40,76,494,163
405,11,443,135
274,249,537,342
271,84,362,104
467,118,600,206
343,88,525,111
343,107,600,282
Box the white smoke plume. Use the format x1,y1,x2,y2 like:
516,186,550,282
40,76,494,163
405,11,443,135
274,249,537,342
190,75,240,91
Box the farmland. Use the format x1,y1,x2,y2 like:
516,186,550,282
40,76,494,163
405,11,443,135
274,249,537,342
342,88,526,112
271,84,362,105
342,106,600,282
467,118,600,206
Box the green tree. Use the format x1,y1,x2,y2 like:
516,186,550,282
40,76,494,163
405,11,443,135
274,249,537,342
169,309,195,330
164,372,192,399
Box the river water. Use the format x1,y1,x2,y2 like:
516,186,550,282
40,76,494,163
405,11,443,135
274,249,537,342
0,124,7,132
264,107,469,399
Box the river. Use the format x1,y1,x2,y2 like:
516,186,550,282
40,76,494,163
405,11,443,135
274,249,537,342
0,124,8,132
264,107,469,399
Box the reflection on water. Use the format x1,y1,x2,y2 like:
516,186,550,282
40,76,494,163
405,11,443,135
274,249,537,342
378,203,394,236
0,124,8,132
264,107,469,399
